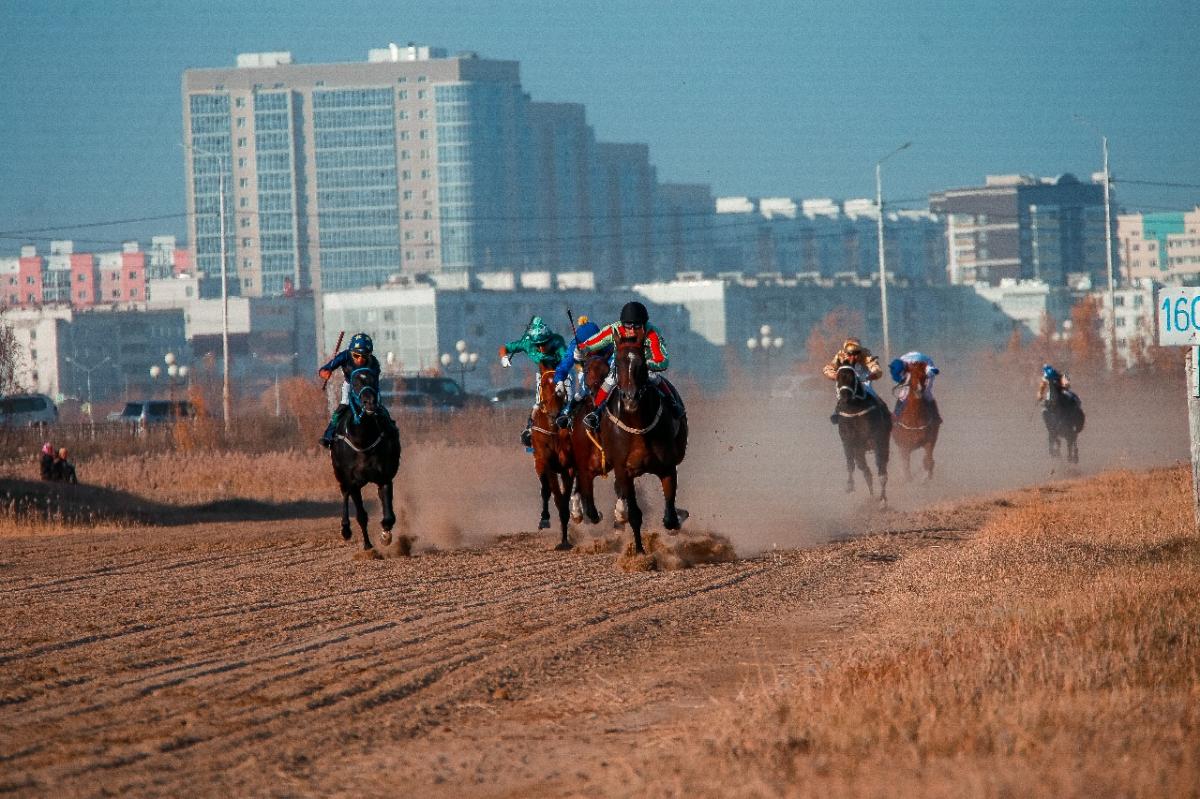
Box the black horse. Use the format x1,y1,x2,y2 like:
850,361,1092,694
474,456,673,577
599,336,688,555
1042,379,1085,463
329,367,401,552
834,365,891,502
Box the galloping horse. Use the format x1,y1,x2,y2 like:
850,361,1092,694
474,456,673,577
835,364,891,502
530,366,576,549
569,354,612,526
1042,379,1085,463
329,367,402,551
600,335,688,554
891,360,941,482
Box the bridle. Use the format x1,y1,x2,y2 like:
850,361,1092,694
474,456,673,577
347,367,379,425
835,364,868,403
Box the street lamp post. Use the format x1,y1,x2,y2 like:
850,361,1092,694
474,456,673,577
745,324,784,381
1073,116,1117,370
183,141,231,429
63,355,110,421
150,353,189,404
876,141,912,363
439,339,479,393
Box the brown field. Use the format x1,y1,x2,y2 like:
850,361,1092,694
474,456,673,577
0,371,1197,797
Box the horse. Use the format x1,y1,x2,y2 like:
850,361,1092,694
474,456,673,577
568,353,612,526
891,360,941,482
834,364,891,502
1042,379,1085,463
329,367,402,553
530,366,576,549
599,335,688,555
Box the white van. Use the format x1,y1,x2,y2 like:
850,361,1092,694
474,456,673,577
0,394,59,427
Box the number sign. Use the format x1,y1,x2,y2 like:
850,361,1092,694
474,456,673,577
1157,287,1200,346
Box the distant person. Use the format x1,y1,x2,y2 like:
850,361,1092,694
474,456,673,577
52,447,78,485
317,332,399,448
1038,364,1080,406
499,316,568,447
39,442,54,481
823,337,887,422
889,351,944,424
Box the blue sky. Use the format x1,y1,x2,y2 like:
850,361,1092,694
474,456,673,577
0,0,1197,254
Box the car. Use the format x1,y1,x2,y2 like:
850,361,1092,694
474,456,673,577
487,386,531,409
381,376,489,412
0,393,59,427
114,400,198,428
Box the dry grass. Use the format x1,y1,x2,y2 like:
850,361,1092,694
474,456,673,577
645,468,1200,798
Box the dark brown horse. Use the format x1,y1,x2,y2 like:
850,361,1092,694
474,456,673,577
891,360,941,482
330,367,401,552
599,336,688,554
1042,379,1085,463
568,354,612,526
531,366,576,549
834,364,890,502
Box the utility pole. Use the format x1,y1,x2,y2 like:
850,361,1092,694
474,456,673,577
1102,134,1117,370
876,141,911,361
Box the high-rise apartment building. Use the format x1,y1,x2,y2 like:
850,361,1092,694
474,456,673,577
183,44,688,299
1118,207,1200,283
931,173,1114,286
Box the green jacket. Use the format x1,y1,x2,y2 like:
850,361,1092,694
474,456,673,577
504,332,568,369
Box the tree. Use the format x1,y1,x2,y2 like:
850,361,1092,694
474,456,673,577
804,307,865,370
0,312,22,395
1067,295,1106,379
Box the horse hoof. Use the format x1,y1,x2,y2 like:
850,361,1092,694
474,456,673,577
379,530,392,546
555,541,573,551
538,518,551,530
340,527,353,541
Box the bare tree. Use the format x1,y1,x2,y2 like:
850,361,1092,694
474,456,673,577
0,311,22,395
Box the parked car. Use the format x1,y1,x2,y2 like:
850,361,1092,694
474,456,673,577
487,386,532,409
113,400,198,428
381,376,489,412
0,393,59,427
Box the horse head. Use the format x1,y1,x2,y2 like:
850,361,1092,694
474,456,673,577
348,367,380,420
536,366,565,417
905,361,928,399
835,364,865,403
615,335,649,411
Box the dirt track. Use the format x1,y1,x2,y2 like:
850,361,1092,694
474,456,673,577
0,499,978,798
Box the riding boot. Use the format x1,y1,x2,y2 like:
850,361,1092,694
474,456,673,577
320,404,349,448
555,399,573,429
378,406,400,441
585,387,610,431
520,415,534,447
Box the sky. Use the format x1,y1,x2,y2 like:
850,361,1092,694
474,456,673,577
0,0,1197,255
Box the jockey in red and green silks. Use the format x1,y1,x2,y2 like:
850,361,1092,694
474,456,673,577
575,301,681,431
499,315,568,447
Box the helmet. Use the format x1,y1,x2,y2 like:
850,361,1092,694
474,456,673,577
1042,364,1060,382
349,332,374,355
843,338,863,355
620,301,649,326
526,316,552,344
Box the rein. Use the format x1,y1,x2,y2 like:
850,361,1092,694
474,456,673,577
606,400,662,435
335,431,385,452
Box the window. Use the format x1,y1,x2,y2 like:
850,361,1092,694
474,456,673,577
128,271,138,279
236,117,246,128
422,210,431,219
417,90,426,99
418,129,429,139
242,237,251,247
398,90,408,100
400,150,410,160
398,110,408,120
420,169,430,179
237,137,247,147
130,288,138,297
401,170,411,180
241,217,251,228
235,97,245,108
399,131,410,141
397,77,407,84
238,157,247,168
416,75,426,83
402,190,413,200
239,178,248,188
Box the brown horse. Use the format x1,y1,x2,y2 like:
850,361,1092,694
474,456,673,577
891,360,941,482
568,354,612,526
531,366,576,549
600,335,688,554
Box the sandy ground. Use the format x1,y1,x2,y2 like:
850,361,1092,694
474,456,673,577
0,372,1189,796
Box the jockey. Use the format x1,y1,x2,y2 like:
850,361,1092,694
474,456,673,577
1037,364,1080,406
552,315,606,428
822,337,887,421
499,315,568,447
576,300,682,431
889,351,944,424
317,332,398,448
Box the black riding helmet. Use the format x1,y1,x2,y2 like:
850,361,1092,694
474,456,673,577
619,301,649,326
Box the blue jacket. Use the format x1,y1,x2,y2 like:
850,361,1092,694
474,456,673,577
320,349,382,381
553,321,606,383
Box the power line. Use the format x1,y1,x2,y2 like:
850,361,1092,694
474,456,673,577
1113,178,1200,190
0,213,189,238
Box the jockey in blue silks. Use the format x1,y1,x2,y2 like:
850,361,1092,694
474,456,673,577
317,332,398,448
889,351,944,424
552,316,606,428
1038,364,1080,406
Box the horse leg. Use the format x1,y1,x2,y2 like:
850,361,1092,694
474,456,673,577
901,445,913,483
538,469,552,530
377,481,395,546
1067,432,1079,464
554,471,573,551
660,467,685,532
856,448,874,497
923,442,935,482
875,435,889,504
627,482,645,555
842,439,856,493
350,486,371,550
340,490,353,541
577,466,602,524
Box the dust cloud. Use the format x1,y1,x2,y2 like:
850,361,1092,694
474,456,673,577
377,366,1189,559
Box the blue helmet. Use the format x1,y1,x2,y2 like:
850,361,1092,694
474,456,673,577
889,358,906,383
349,332,374,355
1042,364,1060,382
574,320,601,346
